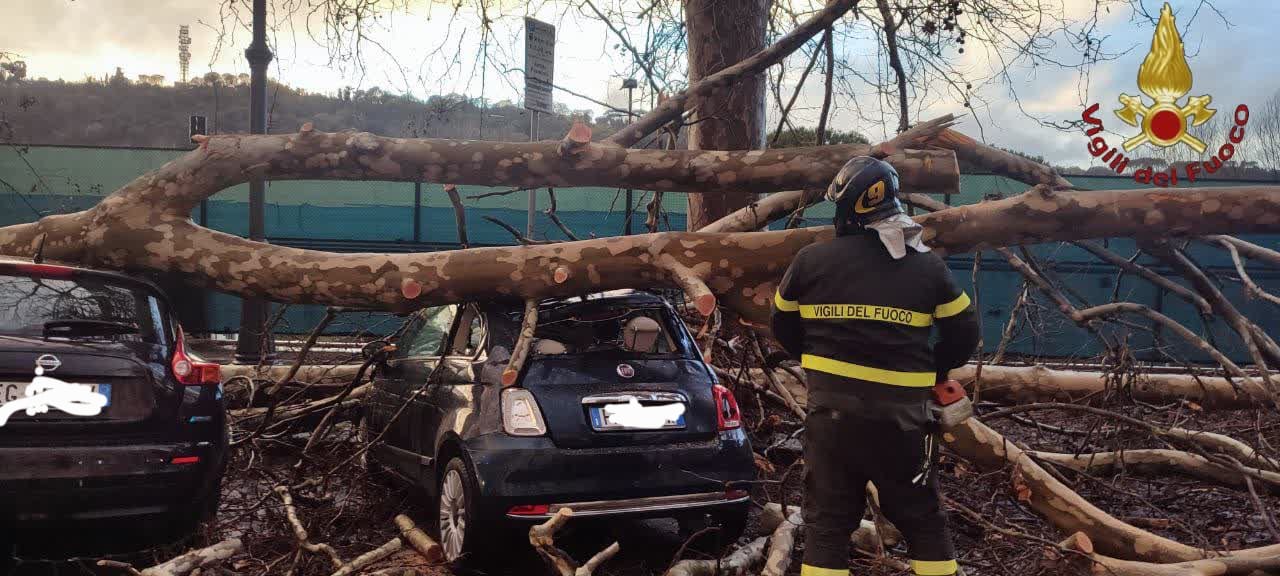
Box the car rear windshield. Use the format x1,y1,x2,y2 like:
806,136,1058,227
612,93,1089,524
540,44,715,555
530,304,687,357
0,273,169,344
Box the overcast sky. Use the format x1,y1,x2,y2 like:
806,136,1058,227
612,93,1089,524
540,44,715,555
5,0,1278,166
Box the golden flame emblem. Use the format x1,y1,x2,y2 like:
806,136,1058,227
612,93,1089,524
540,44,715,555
1115,2,1215,153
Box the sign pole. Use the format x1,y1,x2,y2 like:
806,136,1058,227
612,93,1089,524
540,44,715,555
528,111,538,237
523,16,555,240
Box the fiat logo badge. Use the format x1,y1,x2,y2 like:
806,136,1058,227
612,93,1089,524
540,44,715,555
616,364,635,378
36,354,61,372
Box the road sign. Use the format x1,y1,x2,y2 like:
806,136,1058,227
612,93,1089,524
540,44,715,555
523,17,555,113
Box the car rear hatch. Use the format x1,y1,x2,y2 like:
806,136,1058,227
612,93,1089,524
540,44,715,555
0,339,167,435
0,266,179,445
520,354,719,449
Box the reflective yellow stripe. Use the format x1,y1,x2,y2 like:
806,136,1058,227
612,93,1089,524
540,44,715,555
934,292,972,318
801,354,935,387
800,565,850,576
911,559,959,575
774,290,800,312
800,304,933,327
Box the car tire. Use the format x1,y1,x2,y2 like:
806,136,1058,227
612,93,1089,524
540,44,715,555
437,457,483,568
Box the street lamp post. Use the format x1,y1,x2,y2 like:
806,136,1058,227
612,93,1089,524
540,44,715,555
622,78,637,235
235,0,276,364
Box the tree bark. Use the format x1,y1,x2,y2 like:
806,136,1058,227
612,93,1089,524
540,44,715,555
701,115,961,233
4,176,1279,327
134,538,242,576
683,0,770,231
929,128,1075,189
1030,449,1280,493
951,364,1259,410
1059,532,1280,576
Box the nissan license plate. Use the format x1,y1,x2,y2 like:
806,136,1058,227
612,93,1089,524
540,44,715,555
0,382,112,407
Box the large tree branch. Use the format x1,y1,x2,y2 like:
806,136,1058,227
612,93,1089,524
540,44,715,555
112,127,958,214
701,114,961,233
951,364,1260,410
5,181,1280,327
928,128,1075,189
1031,449,1280,493
919,185,1280,255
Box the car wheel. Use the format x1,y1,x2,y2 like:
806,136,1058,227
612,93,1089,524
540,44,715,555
438,457,481,564
357,416,382,475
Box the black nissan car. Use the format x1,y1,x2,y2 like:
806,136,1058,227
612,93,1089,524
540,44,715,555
361,290,755,563
0,260,228,560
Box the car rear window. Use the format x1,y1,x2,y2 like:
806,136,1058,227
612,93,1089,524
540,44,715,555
0,273,169,344
530,305,684,357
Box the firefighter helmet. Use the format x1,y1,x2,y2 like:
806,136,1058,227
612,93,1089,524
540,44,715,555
826,156,902,234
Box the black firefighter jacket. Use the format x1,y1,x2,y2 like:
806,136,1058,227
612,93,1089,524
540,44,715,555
770,232,981,430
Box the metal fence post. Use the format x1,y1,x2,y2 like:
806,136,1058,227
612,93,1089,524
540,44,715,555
413,181,422,243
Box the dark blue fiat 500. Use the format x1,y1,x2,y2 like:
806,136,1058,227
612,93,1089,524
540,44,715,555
361,290,755,562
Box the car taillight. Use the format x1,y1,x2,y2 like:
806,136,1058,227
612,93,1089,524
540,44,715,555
501,388,547,436
172,327,221,385
713,384,742,430
507,504,550,516
7,263,75,278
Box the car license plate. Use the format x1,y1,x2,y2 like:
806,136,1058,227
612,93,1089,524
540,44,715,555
589,404,685,431
0,382,112,407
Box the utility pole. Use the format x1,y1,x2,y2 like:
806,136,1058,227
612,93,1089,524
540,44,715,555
235,0,276,364
622,78,637,235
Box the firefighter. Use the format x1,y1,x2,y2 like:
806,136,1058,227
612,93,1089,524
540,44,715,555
770,156,981,576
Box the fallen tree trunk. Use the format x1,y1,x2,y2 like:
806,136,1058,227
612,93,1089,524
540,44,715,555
951,364,1258,410
944,418,1280,563
6,182,1278,327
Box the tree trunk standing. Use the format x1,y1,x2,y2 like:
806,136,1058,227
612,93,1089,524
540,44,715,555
683,0,771,231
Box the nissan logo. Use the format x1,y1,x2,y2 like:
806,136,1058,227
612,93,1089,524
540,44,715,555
616,363,635,379
36,354,61,372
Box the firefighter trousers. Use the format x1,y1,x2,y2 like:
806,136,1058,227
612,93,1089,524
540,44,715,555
801,406,958,576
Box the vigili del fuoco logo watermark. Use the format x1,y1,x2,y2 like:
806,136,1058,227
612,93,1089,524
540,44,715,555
1080,2,1249,187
